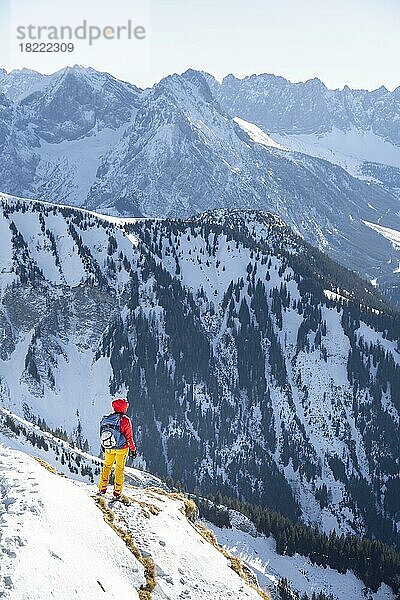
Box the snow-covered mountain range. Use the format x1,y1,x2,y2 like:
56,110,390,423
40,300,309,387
0,66,400,303
0,194,398,554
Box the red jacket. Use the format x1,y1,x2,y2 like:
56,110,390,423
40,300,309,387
120,415,136,452
112,398,136,452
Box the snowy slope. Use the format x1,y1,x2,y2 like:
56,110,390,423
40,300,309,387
209,522,395,600
111,488,262,600
363,221,400,248
234,117,287,151
35,125,128,206
0,440,268,600
0,444,145,600
272,128,400,177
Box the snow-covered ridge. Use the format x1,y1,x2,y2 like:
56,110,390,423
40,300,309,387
234,117,287,151
0,444,145,600
0,444,267,600
363,220,400,248
0,192,141,229
0,192,140,290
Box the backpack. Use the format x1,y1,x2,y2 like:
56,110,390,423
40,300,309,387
99,413,127,449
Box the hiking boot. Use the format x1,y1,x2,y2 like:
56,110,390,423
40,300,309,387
97,488,107,496
113,492,121,500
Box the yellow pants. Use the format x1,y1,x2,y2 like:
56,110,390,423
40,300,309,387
98,447,129,495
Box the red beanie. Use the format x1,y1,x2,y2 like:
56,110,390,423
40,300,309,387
112,398,129,413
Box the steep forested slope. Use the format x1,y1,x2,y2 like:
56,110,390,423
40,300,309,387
0,194,399,549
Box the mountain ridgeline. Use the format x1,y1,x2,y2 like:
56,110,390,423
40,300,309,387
1,66,400,304
208,73,400,143
0,195,399,551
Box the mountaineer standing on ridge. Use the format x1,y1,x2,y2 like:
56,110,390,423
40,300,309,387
98,398,137,500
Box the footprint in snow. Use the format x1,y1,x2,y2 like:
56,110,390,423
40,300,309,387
2,576,13,589
156,565,173,584
3,497,16,509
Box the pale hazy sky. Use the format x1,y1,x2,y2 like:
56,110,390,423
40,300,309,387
1,0,399,90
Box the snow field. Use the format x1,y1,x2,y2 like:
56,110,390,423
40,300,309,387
273,127,400,174
110,486,262,600
0,441,265,600
234,117,287,151
0,444,144,600
363,221,400,254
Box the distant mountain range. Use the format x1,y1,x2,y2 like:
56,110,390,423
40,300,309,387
209,72,400,144
0,65,399,305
